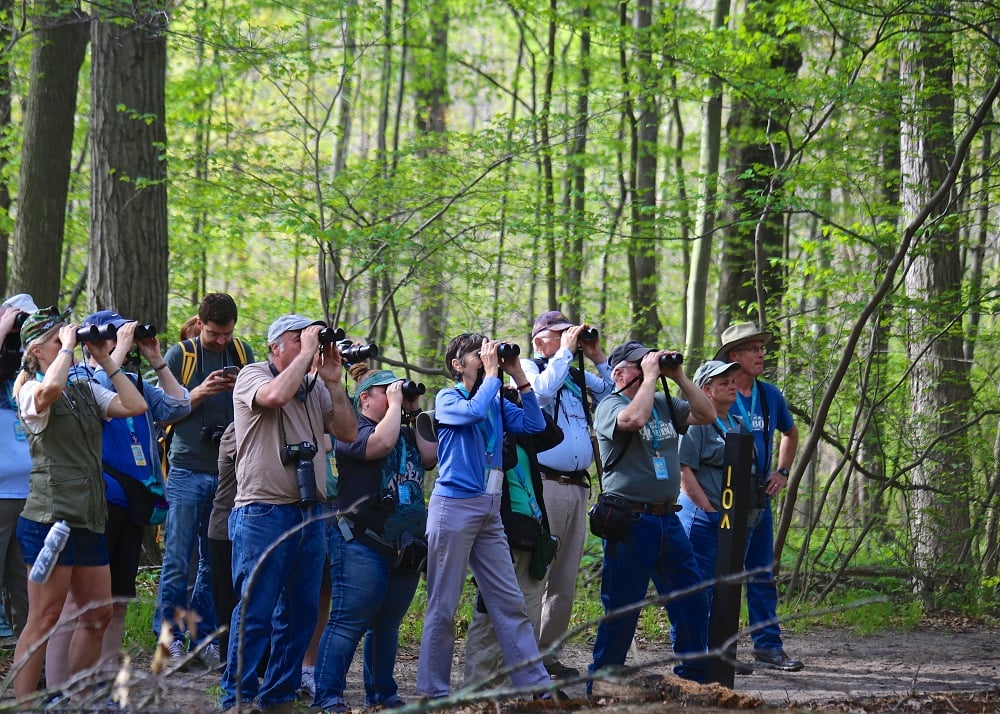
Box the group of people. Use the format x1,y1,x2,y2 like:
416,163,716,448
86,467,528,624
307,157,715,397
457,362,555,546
0,288,802,711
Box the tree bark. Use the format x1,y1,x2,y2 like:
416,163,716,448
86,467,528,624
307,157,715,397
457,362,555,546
10,4,89,307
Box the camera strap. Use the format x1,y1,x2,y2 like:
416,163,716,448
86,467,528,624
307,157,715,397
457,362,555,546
657,375,687,435
276,390,318,453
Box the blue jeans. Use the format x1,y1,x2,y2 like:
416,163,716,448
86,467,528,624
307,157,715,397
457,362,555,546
315,525,419,709
155,468,217,643
363,565,420,706
677,495,783,652
589,512,709,684
220,503,325,710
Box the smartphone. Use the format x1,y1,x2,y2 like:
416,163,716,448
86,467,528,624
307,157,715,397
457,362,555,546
222,366,239,378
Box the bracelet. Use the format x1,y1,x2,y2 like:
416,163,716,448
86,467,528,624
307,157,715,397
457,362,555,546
517,382,532,392
153,363,169,371
58,348,73,356
107,368,124,380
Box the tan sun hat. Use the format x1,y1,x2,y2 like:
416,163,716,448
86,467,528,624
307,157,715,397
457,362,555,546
715,322,773,360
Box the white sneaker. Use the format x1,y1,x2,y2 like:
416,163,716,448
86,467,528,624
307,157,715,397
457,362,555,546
299,666,316,699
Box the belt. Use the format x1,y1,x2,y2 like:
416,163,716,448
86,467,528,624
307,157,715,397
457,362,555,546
540,469,590,488
629,502,681,515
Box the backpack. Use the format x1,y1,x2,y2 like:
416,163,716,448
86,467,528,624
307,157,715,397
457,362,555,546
102,377,169,526
156,336,251,476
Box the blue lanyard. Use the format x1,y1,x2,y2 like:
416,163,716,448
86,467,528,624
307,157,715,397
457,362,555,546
396,436,408,476
456,384,497,459
734,380,759,431
715,414,738,432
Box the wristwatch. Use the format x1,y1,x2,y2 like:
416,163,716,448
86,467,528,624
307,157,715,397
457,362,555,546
777,467,790,477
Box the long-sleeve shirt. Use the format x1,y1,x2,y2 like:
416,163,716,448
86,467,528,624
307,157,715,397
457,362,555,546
431,375,546,499
521,348,613,473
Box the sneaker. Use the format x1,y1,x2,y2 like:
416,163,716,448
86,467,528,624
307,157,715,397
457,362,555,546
534,689,570,701
544,660,580,679
167,638,186,665
198,642,222,670
299,666,316,699
753,649,803,672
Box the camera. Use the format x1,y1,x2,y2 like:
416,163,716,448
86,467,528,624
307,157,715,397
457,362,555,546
580,327,599,341
317,326,346,346
76,323,118,343
400,380,426,399
134,323,157,340
201,424,226,445
338,340,379,362
497,342,520,359
0,312,28,357
394,531,428,572
658,352,684,368
281,441,320,507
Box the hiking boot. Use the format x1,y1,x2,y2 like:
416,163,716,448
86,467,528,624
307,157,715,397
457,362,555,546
544,660,580,679
754,648,803,672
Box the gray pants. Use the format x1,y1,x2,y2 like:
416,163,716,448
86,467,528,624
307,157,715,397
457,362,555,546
417,492,549,697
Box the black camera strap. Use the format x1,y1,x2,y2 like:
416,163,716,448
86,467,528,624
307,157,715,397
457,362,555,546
657,375,687,435
276,385,319,452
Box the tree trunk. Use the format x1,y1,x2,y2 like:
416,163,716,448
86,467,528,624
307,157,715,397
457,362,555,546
0,0,13,296
562,0,590,322
10,4,89,307
899,10,973,601
88,2,169,328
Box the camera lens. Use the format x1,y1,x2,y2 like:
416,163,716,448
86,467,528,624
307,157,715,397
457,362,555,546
296,459,318,507
134,323,157,340
318,326,347,346
341,343,378,362
497,342,520,359
580,327,599,341
76,323,118,343
658,352,683,368
401,380,426,399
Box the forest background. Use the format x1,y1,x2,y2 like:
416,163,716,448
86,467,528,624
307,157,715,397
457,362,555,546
0,0,998,615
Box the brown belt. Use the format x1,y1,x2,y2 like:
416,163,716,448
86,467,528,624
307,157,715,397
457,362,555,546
540,470,590,488
629,502,681,515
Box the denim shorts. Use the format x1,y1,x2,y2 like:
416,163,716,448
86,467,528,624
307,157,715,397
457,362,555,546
17,517,110,568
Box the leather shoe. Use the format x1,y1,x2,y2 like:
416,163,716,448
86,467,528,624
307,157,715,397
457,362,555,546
754,648,803,672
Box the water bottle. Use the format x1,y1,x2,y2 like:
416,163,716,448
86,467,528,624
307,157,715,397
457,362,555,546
29,521,71,584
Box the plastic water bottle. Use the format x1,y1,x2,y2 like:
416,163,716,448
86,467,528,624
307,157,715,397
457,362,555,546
29,521,71,584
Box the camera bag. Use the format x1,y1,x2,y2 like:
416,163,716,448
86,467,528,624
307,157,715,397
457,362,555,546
588,493,632,542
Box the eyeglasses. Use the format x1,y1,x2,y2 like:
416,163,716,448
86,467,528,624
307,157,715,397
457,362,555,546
735,345,766,355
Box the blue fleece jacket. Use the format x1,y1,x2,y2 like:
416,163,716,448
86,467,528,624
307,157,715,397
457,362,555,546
432,375,546,499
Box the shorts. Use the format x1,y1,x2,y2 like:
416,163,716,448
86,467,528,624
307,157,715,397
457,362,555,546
17,516,110,568
105,503,143,597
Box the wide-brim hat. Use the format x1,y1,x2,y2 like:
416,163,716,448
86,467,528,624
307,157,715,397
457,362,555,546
693,360,741,387
715,322,772,360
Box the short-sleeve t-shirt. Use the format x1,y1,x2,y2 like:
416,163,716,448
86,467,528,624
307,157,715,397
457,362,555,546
594,391,690,504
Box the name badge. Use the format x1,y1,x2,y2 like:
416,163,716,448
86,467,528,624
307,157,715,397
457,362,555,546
131,444,148,467
398,482,412,505
486,468,504,494
13,420,26,441
652,456,669,480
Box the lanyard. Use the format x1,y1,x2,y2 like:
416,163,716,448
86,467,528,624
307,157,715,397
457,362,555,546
396,436,408,476
734,379,759,431
715,414,738,433
456,384,498,459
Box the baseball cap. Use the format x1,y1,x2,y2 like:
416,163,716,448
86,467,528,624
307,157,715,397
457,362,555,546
353,369,399,406
84,309,133,328
267,314,327,344
1,294,38,313
531,310,575,339
693,360,741,387
715,322,773,360
20,307,70,347
607,340,654,370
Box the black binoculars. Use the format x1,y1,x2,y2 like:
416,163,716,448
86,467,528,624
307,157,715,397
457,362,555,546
658,352,684,368
318,326,347,346
401,380,426,399
76,324,118,343
580,327,599,341
339,341,379,362
134,324,157,340
497,342,520,359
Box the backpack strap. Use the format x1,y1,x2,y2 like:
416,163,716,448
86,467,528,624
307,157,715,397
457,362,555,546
178,338,198,387
228,337,250,368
